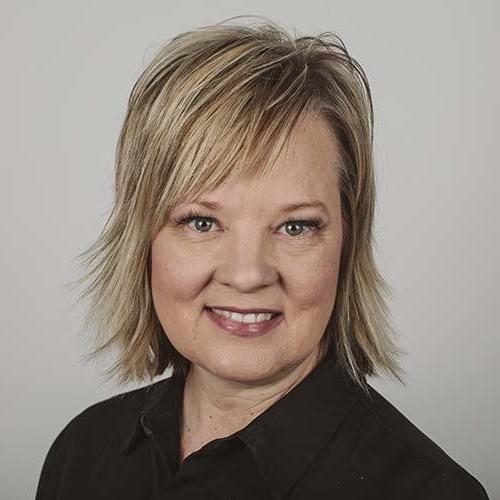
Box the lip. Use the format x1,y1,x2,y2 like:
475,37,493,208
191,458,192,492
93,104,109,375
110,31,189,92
206,305,282,314
205,307,283,337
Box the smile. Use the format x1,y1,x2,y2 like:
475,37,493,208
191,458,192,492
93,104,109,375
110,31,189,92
205,307,283,337
209,307,278,323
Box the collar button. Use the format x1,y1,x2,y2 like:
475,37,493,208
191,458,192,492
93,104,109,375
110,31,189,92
140,413,154,437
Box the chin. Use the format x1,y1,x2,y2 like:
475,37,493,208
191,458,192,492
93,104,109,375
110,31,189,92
197,350,285,384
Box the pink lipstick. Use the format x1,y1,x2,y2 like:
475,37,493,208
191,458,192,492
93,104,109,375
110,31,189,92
205,307,283,337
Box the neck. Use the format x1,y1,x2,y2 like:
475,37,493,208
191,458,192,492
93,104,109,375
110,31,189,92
178,348,325,462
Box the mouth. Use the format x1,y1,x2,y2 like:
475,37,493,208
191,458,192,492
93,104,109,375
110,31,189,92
205,307,282,319
204,307,284,337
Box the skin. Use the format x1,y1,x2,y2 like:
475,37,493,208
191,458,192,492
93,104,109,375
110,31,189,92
150,112,344,463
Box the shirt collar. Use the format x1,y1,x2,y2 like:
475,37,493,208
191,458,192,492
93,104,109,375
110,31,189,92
235,352,363,498
119,373,183,457
119,352,363,499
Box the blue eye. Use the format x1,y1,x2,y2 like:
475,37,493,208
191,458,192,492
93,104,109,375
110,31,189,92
174,210,324,237
173,210,216,232
279,220,322,237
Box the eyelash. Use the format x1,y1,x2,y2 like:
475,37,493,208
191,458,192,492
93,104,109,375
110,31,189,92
173,209,325,237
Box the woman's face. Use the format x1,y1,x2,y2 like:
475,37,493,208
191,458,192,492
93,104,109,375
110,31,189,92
151,113,344,384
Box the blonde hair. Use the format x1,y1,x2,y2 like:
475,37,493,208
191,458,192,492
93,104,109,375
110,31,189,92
69,15,406,393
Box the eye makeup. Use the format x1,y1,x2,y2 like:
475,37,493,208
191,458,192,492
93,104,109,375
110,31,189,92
172,209,325,237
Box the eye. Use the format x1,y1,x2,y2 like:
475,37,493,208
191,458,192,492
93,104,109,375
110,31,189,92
173,210,324,237
173,210,217,232
277,219,324,237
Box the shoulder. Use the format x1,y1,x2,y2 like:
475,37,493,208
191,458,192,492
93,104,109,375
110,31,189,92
350,384,489,499
59,376,169,443
410,470,490,499
35,376,172,499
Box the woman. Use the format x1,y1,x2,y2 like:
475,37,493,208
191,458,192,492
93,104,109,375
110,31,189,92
35,17,489,500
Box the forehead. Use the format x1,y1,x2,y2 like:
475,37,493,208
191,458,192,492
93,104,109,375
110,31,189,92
179,114,341,211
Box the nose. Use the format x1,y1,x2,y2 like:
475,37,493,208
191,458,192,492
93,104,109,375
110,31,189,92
215,226,277,292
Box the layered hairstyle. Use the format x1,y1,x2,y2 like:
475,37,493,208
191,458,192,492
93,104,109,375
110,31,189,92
69,15,406,393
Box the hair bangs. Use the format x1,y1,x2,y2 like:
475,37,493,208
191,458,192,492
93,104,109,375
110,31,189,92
150,52,317,230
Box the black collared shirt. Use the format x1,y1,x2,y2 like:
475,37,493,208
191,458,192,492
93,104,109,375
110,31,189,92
35,352,489,499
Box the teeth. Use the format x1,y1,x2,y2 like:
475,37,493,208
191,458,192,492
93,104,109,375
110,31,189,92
211,308,275,323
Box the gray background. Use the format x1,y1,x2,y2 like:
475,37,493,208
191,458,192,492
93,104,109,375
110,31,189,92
1,1,498,498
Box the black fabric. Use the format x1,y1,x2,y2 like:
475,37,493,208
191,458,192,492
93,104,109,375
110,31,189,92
35,352,489,499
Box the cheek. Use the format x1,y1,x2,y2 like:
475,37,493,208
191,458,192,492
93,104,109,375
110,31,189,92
287,244,342,310
150,239,205,350
150,236,207,301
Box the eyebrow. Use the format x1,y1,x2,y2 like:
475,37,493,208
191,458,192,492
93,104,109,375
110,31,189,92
184,199,329,214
